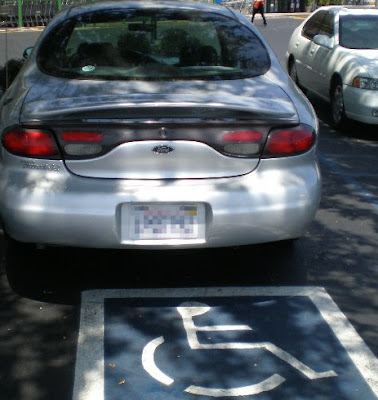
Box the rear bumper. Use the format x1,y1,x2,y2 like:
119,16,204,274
0,152,321,249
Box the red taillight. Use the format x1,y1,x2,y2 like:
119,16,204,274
62,131,104,142
264,129,315,156
2,129,58,157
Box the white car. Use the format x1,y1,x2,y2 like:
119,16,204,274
286,6,378,129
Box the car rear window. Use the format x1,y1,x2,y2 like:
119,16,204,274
339,15,378,49
37,8,270,81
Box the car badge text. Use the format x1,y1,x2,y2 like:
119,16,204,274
21,161,61,171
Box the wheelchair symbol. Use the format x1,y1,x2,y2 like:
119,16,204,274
142,302,337,397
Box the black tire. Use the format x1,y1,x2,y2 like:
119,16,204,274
276,237,299,247
4,233,79,302
331,81,348,130
289,60,299,85
289,60,306,94
4,233,40,293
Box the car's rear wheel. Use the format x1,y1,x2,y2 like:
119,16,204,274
289,59,306,94
289,60,299,85
331,81,348,129
4,233,78,301
4,233,40,292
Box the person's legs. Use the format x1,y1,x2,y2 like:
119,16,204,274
251,9,257,22
260,7,267,25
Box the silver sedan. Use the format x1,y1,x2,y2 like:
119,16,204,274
0,1,320,257
286,6,378,129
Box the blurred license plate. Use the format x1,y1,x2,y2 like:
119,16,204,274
127,204,205,240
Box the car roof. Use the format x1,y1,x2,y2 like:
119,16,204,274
315,5,378,15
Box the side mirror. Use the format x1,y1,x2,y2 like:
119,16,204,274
313,34,334,50
23,47,34,60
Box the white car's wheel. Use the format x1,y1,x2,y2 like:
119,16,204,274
289,60,306,94
289,60,299,84
331,82,348,129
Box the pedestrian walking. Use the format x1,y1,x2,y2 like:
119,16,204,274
251,0,267,25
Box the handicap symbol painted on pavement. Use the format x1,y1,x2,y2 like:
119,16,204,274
73,287,378,400
142,302,337,397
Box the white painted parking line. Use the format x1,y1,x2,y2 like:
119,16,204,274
73,286,378,400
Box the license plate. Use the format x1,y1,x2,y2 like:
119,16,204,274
123,203,205,241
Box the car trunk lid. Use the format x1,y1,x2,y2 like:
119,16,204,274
21,77,299,179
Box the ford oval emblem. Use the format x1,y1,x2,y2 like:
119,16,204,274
152,145,174,154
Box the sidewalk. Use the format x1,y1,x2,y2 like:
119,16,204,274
0,11,311,32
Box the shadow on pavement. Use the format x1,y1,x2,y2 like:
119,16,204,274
2,237,308,306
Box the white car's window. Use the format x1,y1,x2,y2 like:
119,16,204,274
37,8,270,80
339,15,378,49
318,12,334,38
302,10,327,40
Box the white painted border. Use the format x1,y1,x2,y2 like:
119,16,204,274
73,286,378,400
